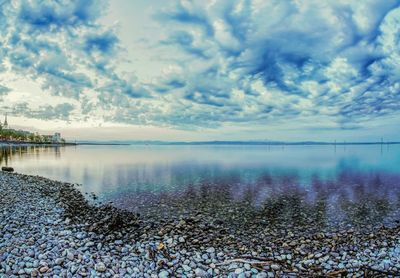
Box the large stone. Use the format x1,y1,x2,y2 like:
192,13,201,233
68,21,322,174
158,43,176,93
39,266,49,273
182,265,191,272
1,166,14,172
55,258,64,265
206,247,215,253
159,270,169,278
195,268,208,277
95,262,106,272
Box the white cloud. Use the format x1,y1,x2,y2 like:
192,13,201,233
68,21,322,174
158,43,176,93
0,0,400,140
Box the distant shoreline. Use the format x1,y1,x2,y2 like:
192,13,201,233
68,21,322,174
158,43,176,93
1,140,399,147
75,140,400,146
0,141,77,146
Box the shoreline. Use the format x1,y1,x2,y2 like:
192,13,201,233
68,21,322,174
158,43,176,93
1,141,399,148
0,141,77,147
1,172,400,277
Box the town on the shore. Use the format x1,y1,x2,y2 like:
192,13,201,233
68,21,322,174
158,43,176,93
0,114,66,144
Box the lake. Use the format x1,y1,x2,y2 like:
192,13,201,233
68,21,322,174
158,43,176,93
1,144,400,229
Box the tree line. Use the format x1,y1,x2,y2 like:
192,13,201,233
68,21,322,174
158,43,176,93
0,127,65,144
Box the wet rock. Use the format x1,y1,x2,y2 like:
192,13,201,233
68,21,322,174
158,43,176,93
2,166,14,172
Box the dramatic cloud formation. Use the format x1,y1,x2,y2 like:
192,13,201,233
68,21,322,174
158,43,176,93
0,0,150,123
154,0,400,128
0,0,400,140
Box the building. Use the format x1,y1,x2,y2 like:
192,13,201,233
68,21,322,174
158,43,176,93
53,133,61,143
43,133,62,143
4,114,7,128
1,114,8,129
0,115,64,144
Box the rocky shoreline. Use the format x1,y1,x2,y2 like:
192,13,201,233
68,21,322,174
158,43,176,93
1,172,400,277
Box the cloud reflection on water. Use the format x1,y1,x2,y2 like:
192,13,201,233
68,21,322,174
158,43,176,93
1,144,400,229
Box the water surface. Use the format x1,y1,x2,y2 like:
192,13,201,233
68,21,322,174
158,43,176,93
1,144,400,229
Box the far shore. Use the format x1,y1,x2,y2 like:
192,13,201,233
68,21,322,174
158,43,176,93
0,140,77,147
76,140,400,146
2,139,399,147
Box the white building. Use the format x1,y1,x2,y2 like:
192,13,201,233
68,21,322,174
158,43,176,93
1,114,8,129
43,133,62,143
52,133,61,143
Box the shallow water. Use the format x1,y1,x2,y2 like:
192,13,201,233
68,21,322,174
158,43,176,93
1,144,400,228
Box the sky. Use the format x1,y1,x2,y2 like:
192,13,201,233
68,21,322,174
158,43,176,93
0,0,400,142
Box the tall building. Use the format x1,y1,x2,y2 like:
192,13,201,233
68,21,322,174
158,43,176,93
3,114,8,129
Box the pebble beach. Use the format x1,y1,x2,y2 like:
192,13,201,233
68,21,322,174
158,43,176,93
1,172,400,277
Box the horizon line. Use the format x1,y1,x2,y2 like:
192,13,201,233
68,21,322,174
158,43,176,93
75,140,400,146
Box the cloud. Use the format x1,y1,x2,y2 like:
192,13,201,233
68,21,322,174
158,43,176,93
0,0,149,120
10,102,75,121
152,79,186,93
156,1,214,36
84,31,119,55
1,0,400,136
0,84,11,95
160,31,209,59
35,103,76,120
153,0,400,130
18,0,105,29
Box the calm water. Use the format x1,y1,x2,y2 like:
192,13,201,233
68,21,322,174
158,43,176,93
1,144,400,227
